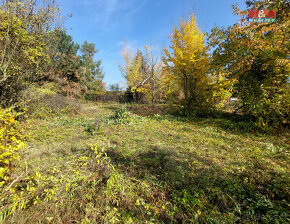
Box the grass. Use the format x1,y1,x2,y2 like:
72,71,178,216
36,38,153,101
1,101,289,223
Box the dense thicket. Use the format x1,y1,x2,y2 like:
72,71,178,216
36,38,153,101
209,0,289,127
0,0,57,106
0,0,105,106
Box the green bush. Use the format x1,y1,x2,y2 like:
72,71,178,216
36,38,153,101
107,106,130,124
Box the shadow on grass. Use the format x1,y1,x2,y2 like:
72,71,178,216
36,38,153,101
103,106,122,111
150,111,277,136
127,104,268,134
95,102,122,111
128,104,171,116
106,145,289,222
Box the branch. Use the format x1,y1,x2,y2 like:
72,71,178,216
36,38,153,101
5,172,25,192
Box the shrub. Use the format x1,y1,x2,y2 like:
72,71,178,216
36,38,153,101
107,106,130,124
0,108,24,187
18,84,82,118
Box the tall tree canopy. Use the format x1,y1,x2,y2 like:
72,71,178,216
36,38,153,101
162,14,211,111
0,0,58,106
37,30,105,97
44,29,86,97
120,42,164,103
209,0,289,126
80,41,105,94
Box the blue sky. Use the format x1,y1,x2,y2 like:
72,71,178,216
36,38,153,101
57,0,246,87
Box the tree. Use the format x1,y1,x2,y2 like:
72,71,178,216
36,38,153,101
43,29,87,97
162,14,211,111
209,0,289,127
0,0,58,106
109,83,122,92
119,42,145,102
121,48,143,88
141,46,164,104
120,42,165,103
80,41,105,94
119,40,135,86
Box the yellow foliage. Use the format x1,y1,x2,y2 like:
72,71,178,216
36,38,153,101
162,14,211,108
0,0,58,106
131,86,149,93
127,54,143,87
119,41,143,88
0,108,24,186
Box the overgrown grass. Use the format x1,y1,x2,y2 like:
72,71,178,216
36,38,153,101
1,102,289,223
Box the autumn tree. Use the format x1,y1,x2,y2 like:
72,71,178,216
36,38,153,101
162,14,211,112
119,40,137,86
0,0,59,106
120,41,165,103
120,45,144,89
209,0,289,127
141,46,164,104
119,42,145,102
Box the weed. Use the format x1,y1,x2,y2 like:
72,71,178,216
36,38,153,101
1,102,288,223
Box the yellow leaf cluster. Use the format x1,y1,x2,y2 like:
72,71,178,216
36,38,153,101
0,108,24,186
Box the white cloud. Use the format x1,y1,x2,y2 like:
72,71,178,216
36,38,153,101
103,0,119,27
59,0,148,32
92,0,148,30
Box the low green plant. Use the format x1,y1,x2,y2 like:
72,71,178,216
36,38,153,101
82,122,95,135
109,106,130,124
2,102,288,223
104,106,144,127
